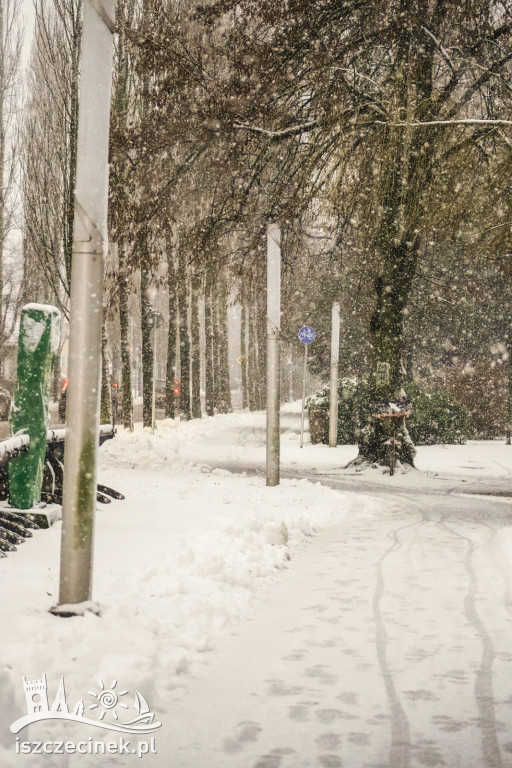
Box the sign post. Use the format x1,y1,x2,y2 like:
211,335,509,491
52,0,116,616
329,301,340,448
298,325,316,448
372,401,412,476
266,222,281,486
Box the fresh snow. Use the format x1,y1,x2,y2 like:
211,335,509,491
0,406,369,766
20,305,60,353
20,316,47,353
2,404,512,767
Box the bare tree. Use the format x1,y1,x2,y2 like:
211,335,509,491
0,0,24,376
22,0,81,314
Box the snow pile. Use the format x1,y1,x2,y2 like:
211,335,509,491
100,403,359,472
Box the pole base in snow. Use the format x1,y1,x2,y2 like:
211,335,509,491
49,600,101,618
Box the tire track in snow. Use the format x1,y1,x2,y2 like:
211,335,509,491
460,506,512,625
192,442,512,766
435,510,503,768
407,496,503,767
373,510,430,768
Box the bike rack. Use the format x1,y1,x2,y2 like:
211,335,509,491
0,425,124,555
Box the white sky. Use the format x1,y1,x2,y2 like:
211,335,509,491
19,0,35,70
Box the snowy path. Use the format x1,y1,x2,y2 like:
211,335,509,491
137,408,512,767
152,489,512,768
3,405,512,767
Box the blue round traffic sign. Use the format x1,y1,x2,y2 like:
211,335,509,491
298,326,316,344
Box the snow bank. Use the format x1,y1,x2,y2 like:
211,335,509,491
99,403,359,473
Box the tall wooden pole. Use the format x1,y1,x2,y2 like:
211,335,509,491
53,0,115,615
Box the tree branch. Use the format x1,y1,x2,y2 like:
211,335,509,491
421,25,455,74
375,118,512,128
233,120,318,139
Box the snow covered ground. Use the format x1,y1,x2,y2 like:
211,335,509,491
0,405,371,766
2,405,512,767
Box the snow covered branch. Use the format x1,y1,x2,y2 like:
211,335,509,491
375,118,512,128
234,120,318,138
421,26,455,73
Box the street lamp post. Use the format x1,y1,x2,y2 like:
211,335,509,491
52,0,116,616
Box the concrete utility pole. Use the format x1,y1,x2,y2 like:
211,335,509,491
329,301,340,447
52,0,116,615
266,222,281,486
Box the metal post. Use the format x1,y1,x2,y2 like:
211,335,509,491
329,301,340,447
266,222,281,486
300,343,308,448
52,0,115,615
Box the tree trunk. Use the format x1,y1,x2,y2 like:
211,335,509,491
63,15,80,294
100,309,111,424
240,303,248,409
355,242,418,468
204,279,215,416
246,301,255,410
52,353,61,403
0,1,4,332
352,22,437,470
257,292,266,409
118,239,133,429
215,275,231,413
165,241,177,419
139,231,153,428
249,302,260,411
190,271,201,419
507,327,512,446
177,249,191,419
212,280,222,411
284,344,294,403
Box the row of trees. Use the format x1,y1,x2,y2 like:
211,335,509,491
2,0,512,464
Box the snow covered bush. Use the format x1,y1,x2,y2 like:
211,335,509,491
404,382,469,445
307,378,469,446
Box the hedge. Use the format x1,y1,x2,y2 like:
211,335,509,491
306,378,469,446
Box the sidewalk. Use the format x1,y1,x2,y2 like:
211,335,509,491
137,489,512,768
4,406,512,767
